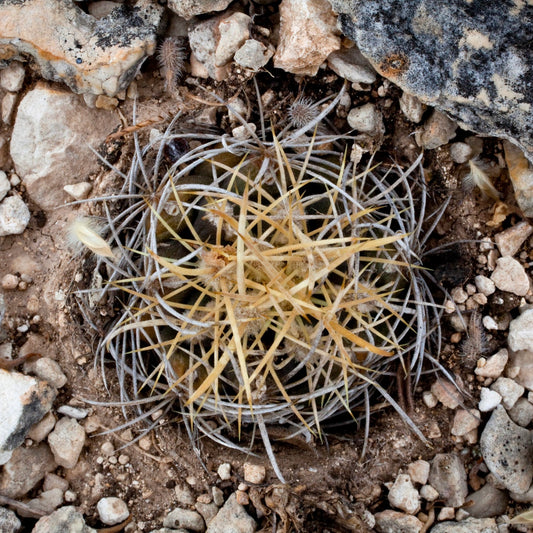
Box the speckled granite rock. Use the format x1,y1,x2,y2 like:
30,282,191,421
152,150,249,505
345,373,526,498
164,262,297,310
329,0,533,162
0,0,162,96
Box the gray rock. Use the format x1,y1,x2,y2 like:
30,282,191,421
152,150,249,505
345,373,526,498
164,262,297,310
167,0,233,20
32,506,96,533
387,474,420,514
329,0,533,162
10,83,120,210
1,93,17,125
347,103,384,135
465,483,509,518
0,369,56,453
449,142,473,164
97,497,129,526
428,453,468,507
25,488,64,517
428,517,497,533
273,0,341,76
206,493,256,533
47,417,86,469
23,357,67,389
490,377,524,410
234,40,274,71
490,256,530,296
510,483,533,503
374,510,423,533
163,508,205,532
56,406,89,420
28,411,56,443
0,443,57,498
0,507,21,533
0,0,162,96
451,408,481,437
327,45,377,84
508,397,533,427
0,170,9,201
195,502,219,527
0,195,30,236
508,349,533,392
480,405,533,493
508,309,533,352
415,110,457,150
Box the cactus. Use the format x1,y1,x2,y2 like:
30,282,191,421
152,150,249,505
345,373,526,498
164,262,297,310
80,88,445,481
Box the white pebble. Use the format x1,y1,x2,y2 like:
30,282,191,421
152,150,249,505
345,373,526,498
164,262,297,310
97,497,129,525
217,463,231,481
482,315,498,330
478,387,502,412
491,377,524,409
0,170,10,202
474,348,508,379
0,195,31,236
347,103,384,135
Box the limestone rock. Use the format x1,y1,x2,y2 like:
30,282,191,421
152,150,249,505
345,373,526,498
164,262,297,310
32,506,96,533
234,40,274,71
0,195,30,236
429,517,497,533
0,0,162,96
206,493,256,533
480,405,533,493
329,0,533,162
0,369,56,453
10,83,120,210
167,0,233,20
428,453,468,507
274,0,341,76
97,497,130,526
47,417,86,469
163,508,204,532
466,483,509,518
490,256,530,296
494,221,533,257
387,474,420,514
327,44,377,84
374,510,423,533
508,309,533,352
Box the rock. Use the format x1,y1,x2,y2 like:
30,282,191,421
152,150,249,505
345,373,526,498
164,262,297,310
437,507,455,521
419,484,439,502
510,484,533,503
43,472,69,492
508,350,533,391
47,417,86,469
243,463,266,485
9,83,120,210
212,487,224,507
490,377,524,409
475,348,508,379
422,390,438,408
478,387,502,412
508,397,533,427
87,2,122,20
0,507,21,533
63,182,92,201
32,506,96,533
415,110,457,150
508,309,533,352
0,195,31,236
23,357,67,389
465,483,509,518
451,408,481,437
206,493,256,533
407,460,430,486
480,405,533,493
491,257,530,296
428,453,468,507
374,510,423,533
56,406,89,420
217,463,231,481
494,221,533,257
504,141,533,216
1,93,17,125
195,502,219,527
97,497,130,526
0,171,9,201
1,273,18,290
0,0,162,96
449,142,473,164
167,0,233,20
175,484,195,506
25,488,64,516
430,379,462,409
273,0,341,76
0,61,25,92
163,508,205,532
215,12,251,67
330,0,533,163
0,369,56,453
234,40,274,71
28,411,57,443
347,103,384,135
474,275,495,296
0,443,57,498
429,517,497,533
387,474,420,514
327,44,377,84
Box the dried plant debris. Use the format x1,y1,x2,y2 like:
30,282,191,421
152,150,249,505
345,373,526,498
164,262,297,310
76,87,447,481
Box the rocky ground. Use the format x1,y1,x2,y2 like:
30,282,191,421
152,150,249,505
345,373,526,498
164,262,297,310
1,0,533,532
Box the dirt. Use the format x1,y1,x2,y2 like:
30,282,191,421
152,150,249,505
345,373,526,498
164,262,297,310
1,32,530,533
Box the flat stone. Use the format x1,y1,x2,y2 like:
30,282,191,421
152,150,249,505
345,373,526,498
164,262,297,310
465,483,509,518
0,369,56,453
387,474,420,514
0,0,162,96
0,195,30,236
23,356,67,389
274,0,341,76
508,309,533,352
475,348,508,379
206,493,256,533
428,453,468,507
48,417,86,469
32,506,96,533
494,221,533,257
26,488,64,517
0,507,21,533
10,83,120,210
480,405,533,493
163,508,205,532
451,408,481,437
167,0,233,20
429,517,497,533
430,378,462,409
330,0,533,163
374,510,423,533
327,44,377,84
491,256,530,296
0,443,57,498
407,460,430,486
97,497,130,526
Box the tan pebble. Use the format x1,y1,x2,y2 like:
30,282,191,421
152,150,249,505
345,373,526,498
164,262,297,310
243,462,266,484
235,490,249,505
1,273,19,290
138,436,151,451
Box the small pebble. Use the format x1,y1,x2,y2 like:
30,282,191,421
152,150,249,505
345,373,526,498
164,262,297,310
97,497,130,526
491,256,530,296
0,195,31,236
437,507,455,521
449,142,473,163
478,387,502,412
482,316,498,330
407,460,430,485
508,397,533,427
451,287,468,304
387,474,420,514
1,274,19,290
235,489,249,505
490,377,524,409
243,463,266,484
431,379,462,409
347,103,384,135
451,409,481,437
163,508,205,532
428,453,468,507
217,463,231,480
212,486,224,507
474,348,508,379
420,484,439,502
56,405,89,419
494,221,533,258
